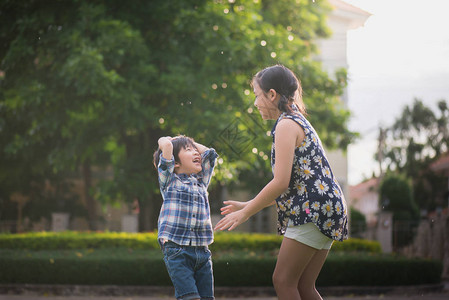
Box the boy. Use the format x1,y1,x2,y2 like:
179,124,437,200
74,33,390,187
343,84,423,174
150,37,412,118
153,135,218,300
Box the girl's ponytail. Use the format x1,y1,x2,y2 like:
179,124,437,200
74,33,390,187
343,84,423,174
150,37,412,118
277,94,289,112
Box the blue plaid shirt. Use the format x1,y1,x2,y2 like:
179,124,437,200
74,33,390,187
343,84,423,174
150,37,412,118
157,148,218,246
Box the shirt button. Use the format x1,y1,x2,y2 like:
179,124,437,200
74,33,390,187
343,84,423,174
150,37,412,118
192,214,196,217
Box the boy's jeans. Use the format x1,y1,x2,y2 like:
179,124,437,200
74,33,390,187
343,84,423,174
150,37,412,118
162,241,214,300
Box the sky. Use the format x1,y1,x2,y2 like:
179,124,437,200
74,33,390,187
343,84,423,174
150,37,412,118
341,0,449,185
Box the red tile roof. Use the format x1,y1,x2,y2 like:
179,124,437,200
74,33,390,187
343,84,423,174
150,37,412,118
430,153,449,172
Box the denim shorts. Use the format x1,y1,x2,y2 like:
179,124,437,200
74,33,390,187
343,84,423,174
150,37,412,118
285,222,334,250
162,241,214,300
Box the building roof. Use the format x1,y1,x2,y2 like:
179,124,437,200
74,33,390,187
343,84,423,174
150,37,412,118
349,177,379,201
430,153,449,172
329,0,372,29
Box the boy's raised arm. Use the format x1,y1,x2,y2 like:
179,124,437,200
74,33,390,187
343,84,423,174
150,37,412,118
158,137,173,160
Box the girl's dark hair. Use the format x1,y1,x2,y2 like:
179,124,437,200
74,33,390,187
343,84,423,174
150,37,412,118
153,135,197,169
253,64,306,115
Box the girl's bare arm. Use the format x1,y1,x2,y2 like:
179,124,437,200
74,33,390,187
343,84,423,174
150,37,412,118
215,119,305,231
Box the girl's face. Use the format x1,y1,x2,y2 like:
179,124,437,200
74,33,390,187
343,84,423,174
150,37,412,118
175,145,202,175
253,81,280,120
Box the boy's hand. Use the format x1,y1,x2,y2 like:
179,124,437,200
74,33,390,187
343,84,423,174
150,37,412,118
158,136,173,160
158,136,172,147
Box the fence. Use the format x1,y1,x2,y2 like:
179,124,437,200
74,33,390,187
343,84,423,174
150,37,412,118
401,213,449,279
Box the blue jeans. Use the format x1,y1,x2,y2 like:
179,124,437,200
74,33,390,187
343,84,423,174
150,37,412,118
162,241,214,300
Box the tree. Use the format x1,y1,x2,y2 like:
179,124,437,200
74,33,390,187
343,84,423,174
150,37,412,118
379,172,419,248
378,99,449,211
0,0,156,229
349,207,366,238
1,0,356,231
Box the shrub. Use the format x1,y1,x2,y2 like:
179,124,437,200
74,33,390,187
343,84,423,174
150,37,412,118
319,253,443,286
0,249,442,286
331,238,381,253
0,231,159,250
0,231,381,253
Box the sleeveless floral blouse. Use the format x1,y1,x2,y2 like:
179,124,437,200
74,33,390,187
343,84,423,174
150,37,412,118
271,105,348,241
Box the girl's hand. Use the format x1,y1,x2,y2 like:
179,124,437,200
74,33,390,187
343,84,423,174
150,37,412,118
214,210,249,231
220,200,247,215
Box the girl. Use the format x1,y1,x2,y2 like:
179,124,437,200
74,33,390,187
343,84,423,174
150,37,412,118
214,65,348,300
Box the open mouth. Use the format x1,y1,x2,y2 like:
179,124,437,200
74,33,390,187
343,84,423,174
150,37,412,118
193,157,201,164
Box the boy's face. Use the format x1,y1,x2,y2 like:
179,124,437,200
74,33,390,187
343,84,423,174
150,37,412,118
174,145,202,175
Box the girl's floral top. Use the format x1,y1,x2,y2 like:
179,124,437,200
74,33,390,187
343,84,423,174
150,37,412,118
271,106,348,241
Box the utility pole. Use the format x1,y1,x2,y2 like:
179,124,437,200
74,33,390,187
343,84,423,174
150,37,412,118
377,127,387,180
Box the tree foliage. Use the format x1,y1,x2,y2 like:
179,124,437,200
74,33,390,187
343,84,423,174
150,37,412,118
379,99,449,211
379,172,419,248
1,0,355,230
349,207,366,238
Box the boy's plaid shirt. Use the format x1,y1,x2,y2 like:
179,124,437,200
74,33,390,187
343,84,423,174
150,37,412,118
157,148,218,246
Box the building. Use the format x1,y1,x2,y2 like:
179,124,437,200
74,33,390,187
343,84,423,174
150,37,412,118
349,177,379,226
316,0,371,209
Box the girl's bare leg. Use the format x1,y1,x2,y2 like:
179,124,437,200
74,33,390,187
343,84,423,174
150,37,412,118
272,237,318,300
297,249,329,299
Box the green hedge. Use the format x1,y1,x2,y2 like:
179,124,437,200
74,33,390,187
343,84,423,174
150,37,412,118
318,253,443,286
0,231,159,250
0,249,442,286
0,231,381,253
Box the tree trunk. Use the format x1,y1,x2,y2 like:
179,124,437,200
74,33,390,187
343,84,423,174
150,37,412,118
82,161,97,230
138,194,161,232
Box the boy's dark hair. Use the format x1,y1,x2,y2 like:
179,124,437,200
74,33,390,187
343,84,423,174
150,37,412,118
153,136,197,169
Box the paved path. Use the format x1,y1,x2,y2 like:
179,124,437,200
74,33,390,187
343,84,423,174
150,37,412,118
1,294,449,300
0,282,448,300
